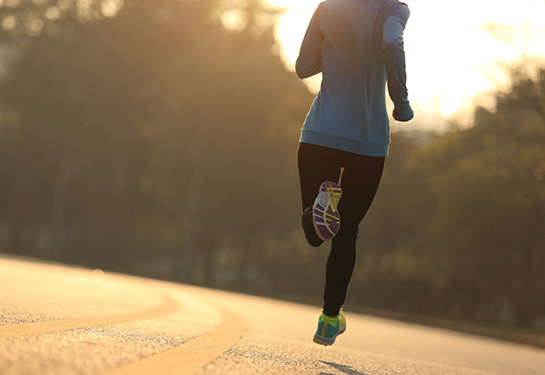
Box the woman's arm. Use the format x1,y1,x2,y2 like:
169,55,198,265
296,5,323,79
382,3,413,122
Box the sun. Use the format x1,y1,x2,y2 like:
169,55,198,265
267,0,320,67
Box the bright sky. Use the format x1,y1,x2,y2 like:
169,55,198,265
266,0,545,118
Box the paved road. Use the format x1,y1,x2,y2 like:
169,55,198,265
0,255,544,375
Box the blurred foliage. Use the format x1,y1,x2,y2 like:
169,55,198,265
354,64,545,328
1,0,544,330
0,0,312,281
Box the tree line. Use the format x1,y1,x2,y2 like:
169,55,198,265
0,0,543,330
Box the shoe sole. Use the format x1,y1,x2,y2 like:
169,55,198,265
313,327,346,346
312,181,342,241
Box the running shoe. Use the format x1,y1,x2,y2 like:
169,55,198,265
301,206,323,247
313,309,346,346
312,181,342,241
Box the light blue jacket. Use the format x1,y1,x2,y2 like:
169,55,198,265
296,0,413,156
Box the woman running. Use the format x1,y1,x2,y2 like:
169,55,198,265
296,0,414,346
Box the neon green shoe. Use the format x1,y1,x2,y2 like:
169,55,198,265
313,309,346,346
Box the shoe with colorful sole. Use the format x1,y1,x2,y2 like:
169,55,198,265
312,181,342,241
313,309,346,346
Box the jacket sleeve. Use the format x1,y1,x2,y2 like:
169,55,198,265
296,5,323,79
381,2,413,121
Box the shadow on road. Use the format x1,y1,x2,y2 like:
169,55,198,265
320,361,367,375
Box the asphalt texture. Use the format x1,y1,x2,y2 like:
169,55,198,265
1,255,544,375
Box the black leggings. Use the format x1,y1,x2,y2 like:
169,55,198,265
298,142,385,316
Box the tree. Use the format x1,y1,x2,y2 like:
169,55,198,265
0,0,315,286
416,65,545,326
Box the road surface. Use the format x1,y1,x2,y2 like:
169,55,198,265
0,255,544,375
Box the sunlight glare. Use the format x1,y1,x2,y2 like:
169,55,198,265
220,9,247,31
101,0,124,18
267,0,545,118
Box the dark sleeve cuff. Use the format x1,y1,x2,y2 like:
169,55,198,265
395,102,414,122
